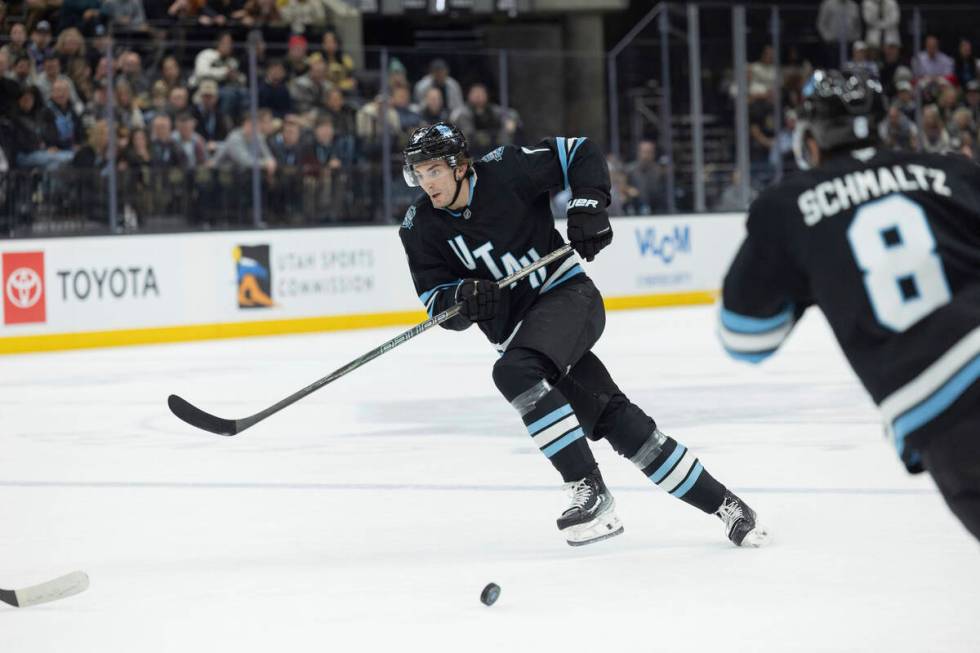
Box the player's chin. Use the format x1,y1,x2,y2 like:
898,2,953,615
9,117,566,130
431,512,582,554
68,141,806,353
429,192,447,207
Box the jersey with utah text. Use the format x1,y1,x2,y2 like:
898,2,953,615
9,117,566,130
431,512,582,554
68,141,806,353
720,149,980,471
399,137,610,347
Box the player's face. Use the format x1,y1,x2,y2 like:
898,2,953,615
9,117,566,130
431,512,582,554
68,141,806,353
415,160,460,208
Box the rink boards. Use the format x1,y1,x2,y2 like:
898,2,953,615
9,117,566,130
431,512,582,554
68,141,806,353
0,213,745,354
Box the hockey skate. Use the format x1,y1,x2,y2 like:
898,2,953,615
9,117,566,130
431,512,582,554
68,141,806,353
557,469,624,546
715,491,770,547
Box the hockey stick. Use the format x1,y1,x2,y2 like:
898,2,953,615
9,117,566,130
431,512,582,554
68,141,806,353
0,571,89,608
168,244,574,436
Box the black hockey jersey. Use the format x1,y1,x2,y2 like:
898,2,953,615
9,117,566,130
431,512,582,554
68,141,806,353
399,137,610,347
720,148,980,471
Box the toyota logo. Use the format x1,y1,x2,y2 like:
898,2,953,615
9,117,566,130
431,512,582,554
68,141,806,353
6,267,42,309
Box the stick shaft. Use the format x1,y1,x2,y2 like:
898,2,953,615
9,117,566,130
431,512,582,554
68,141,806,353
234,244,573,431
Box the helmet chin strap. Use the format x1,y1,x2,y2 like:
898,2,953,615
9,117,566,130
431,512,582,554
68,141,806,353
446,167,467,208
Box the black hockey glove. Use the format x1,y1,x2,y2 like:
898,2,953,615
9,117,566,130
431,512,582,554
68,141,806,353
455,279,501,322
566,191,612,262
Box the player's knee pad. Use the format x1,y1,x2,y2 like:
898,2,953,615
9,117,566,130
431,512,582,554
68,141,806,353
597,395,659,460
492,347,558,406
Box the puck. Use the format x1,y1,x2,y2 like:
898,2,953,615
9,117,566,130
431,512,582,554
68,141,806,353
480,582,500,606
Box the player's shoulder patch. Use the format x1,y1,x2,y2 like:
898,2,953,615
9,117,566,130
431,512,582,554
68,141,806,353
481,146,505,163
401,204,417,230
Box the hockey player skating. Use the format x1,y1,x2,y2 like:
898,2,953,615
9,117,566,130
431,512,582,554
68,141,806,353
721,69,980,542
399,122,769,547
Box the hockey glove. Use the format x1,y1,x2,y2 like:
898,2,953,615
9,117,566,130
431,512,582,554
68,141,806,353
455,279,501,322
566,191,612,262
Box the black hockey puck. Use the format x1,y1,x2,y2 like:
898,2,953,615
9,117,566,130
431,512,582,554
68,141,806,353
480,582,500,606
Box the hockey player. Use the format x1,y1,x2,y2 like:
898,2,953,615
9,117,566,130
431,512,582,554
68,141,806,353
720,69,980,541
399,122,769,547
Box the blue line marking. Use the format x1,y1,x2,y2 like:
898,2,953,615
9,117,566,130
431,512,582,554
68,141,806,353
542,427,585,458
527,404,573,436
892,354,980,456
720,305,794,334
649,444,686,484
670,461,703,498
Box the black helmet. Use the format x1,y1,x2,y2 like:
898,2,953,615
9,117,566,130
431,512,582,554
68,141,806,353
794,68,885,169
402,121,469,187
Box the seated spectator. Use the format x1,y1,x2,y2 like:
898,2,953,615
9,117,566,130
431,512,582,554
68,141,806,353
35,57,84,114
848,41,878,79
86,24,111,71
148,114,186,168
304,115,347,172
289,54,333,115
282,0,327,33
1,22,31,72
191,79,229,152
8,54,36,88
259,60,293,118
113,79,146,131
879,34,904,97
54,27,87,74
144,80,171,125
817,0,860,67
625,140,666,214
0,51,19,116
948,106,977,142
320,87,356,140
234,0,283,27
72,118,110,169
284,34,309,81
167,86,191,119
390,84,422,139
748,89,776,187
414,59,463,114
172,112,208,169
355,93,399,155
42,78,85,152
12,85,74,170
965,79,980,125
66,56,93,104
118,51,150,103
155,55,186,93
913,35,954,84
211,115,276,177
320,30,356,94
26,21,53,71
192,32,242,88
936,81,960,124
878,103,919,151
954,38,978,87
268,114,305,167
861,0,899,53
417,86,448,126
920,104,951,153
894,80,916,122
123,127,151,167
450,83,515,157
167,0,225,25
101,0,149,32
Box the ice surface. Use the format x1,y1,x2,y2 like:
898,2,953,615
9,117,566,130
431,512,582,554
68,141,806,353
1,306,977,652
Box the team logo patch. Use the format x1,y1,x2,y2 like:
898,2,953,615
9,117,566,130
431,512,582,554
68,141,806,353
481,147,504,163
402,205,417,230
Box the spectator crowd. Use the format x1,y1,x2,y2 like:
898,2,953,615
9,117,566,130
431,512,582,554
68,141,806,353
0,3,523,231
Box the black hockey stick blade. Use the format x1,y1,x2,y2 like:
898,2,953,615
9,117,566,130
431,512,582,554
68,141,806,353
0,571,89,608
168,394,240,435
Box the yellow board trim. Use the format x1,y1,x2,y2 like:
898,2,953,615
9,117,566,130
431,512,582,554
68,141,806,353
0,290,719,355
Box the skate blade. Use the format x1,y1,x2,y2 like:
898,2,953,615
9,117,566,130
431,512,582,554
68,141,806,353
738,524,772,548
567,525,624,547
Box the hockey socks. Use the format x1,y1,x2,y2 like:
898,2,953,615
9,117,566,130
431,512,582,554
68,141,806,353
493,349,596,482
629,428,726,513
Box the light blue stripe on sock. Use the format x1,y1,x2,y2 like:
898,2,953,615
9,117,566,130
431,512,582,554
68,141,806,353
542,427,585,458
527,404,573,436
670,461,703,498
648,444,686,484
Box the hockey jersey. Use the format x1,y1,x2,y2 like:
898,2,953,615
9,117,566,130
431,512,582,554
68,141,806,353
720,148,980,471
399,137,610,348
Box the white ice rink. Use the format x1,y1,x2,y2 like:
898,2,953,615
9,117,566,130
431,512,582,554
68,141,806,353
2,305,978,652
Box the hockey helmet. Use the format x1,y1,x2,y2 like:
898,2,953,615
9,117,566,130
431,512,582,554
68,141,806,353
793,68,885,169
402,122,470,187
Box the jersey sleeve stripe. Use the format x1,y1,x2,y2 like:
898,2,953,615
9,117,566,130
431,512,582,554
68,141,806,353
556,136,569,190
717,303,795,363
419,281,462,316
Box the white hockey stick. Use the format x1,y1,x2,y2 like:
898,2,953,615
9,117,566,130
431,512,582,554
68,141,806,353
0,571,89,608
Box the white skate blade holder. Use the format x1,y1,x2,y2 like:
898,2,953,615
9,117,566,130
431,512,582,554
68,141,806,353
562,510,624,547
